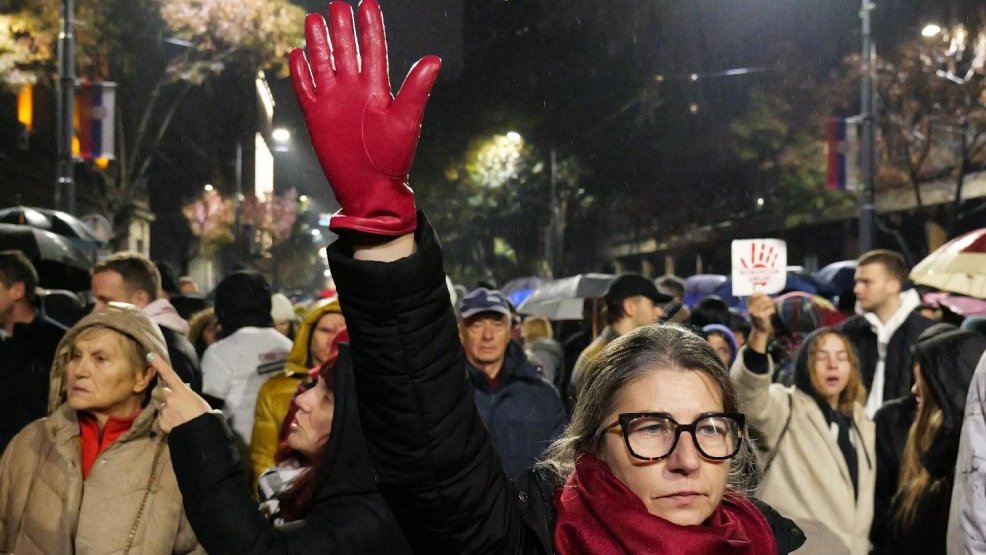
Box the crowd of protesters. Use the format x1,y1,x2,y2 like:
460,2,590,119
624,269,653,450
2,1,986,553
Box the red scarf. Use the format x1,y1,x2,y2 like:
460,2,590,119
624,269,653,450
554,454,777,555
79,410,141,479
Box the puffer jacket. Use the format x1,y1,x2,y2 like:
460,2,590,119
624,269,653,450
169,344,412,554
0,304,203,554
731,330,875,555
327,213,805,555
250,297,343,481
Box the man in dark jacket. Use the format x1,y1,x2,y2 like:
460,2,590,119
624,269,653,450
0,251,66,452
838,249,933,417
90,252,202,392
459,288,567,480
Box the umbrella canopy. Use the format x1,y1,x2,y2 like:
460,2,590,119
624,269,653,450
683,274,729,307
518,273,614,320
0,206,104,244
501,276,544,308
814,260,857,294
0,223,94,291
910,228,986,299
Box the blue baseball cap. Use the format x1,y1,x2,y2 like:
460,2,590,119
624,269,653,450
459,288,512,320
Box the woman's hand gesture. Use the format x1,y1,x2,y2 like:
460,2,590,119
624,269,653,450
149,352,212,434
290,0,441,237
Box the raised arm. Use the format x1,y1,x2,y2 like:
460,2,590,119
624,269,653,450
292,2,540,551
730,293,792,451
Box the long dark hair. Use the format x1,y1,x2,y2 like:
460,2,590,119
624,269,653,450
277,359,336,522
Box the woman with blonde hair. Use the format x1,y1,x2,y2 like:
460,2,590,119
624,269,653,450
882,328,986,554
522,316,564,386
0,303,203,553
732,292,874,554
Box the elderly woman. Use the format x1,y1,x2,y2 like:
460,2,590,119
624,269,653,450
0,303,202,553
732,293,874,555
288,3,805,552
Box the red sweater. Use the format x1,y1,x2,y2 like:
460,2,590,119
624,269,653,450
78,410,141,478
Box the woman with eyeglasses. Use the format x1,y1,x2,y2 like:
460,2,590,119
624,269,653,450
732,292,875,554
287,2,805,553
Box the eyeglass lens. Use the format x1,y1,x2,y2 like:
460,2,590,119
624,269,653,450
625,415,740,459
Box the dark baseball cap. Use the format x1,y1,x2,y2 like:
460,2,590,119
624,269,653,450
459,288,513,319
606,274,673,305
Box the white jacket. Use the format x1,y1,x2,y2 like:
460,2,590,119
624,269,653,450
948,351,986,554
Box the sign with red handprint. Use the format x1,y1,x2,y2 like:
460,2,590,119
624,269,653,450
731,239,787,296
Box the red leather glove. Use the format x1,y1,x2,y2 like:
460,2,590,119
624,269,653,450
290,0,441,236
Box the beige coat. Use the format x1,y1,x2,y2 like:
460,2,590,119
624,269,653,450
0,303,204,554
732,354,875,555
0,401,203,554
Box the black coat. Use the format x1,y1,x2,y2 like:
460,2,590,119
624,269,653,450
0,313,66,453
328,213,806,554
168,344,411,554
160,325,203,394
839,311,934,404
882,329,986,555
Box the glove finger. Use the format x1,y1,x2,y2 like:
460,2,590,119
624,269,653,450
290,48,316,112
357,0,390,94
329,1,360,77
392,55,442,126
304,12,335,90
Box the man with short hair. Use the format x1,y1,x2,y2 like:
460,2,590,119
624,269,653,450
203,270,292,452
0,251,66,452
459,287,567,480
91,252,202,392
838,249,933,417
569,273,672,401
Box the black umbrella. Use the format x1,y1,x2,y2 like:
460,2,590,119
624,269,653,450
0,206,104,244
0,223,93,291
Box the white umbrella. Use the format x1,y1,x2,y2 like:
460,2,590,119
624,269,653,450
518,273,615,320
910,228,986,299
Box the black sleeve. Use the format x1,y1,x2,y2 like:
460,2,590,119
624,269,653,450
169,413,355,554
743,346,770,375
328,213,541,554
162,327,204,393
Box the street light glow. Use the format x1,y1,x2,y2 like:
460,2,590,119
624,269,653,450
204,184,214,192
272,128,291,142
299,195,309,203
506,131,522,142
921,24,942,38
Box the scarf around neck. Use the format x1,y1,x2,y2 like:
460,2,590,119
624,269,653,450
554,454,777,555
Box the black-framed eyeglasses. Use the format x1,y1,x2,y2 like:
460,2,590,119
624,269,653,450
603,412,745,461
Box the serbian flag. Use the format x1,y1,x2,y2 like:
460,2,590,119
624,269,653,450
74,82,116,161
826,117,857,192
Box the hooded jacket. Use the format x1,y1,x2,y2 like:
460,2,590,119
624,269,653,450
0,303,203,554
884,329,986,554
250,298,343,482
948,350,986,554
731,329,875,555
168,343,412,554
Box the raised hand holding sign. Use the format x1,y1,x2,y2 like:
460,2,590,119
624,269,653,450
290,0,441,237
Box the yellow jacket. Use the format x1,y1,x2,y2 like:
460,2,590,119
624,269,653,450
250,297,342,484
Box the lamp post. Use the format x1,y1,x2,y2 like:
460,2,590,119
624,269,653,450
55,0,76,214
858,0,877,254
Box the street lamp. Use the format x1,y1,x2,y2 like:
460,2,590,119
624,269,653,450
273,128,291,142
921,24,942,38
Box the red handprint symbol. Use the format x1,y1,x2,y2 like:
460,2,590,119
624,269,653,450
739,242,781,287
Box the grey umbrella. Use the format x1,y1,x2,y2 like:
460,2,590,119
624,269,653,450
518,273,615,320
